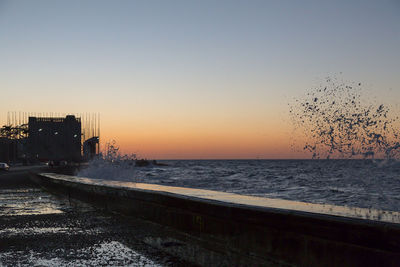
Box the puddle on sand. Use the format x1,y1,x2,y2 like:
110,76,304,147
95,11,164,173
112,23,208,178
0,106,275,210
0,226,105,238
0,188,65,216
0,241,162,267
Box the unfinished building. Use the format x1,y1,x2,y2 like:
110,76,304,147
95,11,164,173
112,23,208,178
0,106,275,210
28,115,82,162
1,112,100,163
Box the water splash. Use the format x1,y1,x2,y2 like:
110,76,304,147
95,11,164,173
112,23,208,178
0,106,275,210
290,77,400,159
78,140,139,181
77,156,138,181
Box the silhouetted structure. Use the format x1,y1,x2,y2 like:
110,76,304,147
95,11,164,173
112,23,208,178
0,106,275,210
28,115,82,162
0,138,16,163
83,137,99,160
1,112,100,163
0,123,28,163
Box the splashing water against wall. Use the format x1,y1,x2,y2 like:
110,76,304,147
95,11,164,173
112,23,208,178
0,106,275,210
290,77,400,159
77,140,140,181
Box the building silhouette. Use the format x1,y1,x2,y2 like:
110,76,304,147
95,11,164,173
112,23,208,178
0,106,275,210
28,115,82,162
1,112,100,163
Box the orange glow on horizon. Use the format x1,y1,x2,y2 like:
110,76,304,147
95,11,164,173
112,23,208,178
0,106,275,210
99,118,309,159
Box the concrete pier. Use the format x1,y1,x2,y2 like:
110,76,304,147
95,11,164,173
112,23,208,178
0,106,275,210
33,173,400,267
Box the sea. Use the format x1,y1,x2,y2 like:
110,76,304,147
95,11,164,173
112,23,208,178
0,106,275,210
77,159,400,212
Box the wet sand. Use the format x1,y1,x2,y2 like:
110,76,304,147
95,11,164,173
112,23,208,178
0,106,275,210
0,167,190,266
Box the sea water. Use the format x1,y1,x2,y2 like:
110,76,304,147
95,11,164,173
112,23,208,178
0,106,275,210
77,159,400,212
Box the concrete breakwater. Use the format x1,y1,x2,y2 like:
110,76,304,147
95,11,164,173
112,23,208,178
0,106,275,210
33,173,400,267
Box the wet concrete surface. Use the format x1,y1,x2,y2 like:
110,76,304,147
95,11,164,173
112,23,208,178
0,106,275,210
42,173,400,224
0,167,191,266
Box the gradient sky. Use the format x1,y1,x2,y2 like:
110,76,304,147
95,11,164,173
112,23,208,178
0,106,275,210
1,0,399,159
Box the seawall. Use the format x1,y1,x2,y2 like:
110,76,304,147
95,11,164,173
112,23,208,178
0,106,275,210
32,173,400,267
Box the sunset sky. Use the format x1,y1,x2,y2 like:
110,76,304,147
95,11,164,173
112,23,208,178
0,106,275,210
1,0,399,159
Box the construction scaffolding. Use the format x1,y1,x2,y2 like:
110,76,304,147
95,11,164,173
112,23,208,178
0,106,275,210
0,112,100,163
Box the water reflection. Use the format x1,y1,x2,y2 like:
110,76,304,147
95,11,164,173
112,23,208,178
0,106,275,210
0,188,64,216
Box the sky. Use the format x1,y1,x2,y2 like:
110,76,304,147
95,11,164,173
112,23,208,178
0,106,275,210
0,0,399,159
